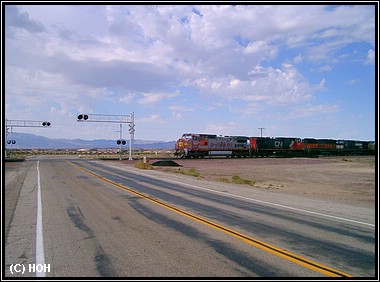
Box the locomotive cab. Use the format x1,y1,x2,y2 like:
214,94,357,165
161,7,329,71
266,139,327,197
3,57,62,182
174,133,203,158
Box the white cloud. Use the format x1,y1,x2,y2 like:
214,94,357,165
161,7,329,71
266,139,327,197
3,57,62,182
319,78,326,89
168,105,194,112
204,122,241,135
244,41,278,60
229,79,240,88
348,79,361,85
140,114,165,124
169,105,194,121
172,112,183,121
293,53,303,64
286,103,339,119
194,63,314,107
138,92,178,105
319,65,332,72
7,5,375,89
119,93,134,104
364,49,375,65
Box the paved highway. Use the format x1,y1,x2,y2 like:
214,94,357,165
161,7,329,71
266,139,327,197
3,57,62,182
4,156,376,278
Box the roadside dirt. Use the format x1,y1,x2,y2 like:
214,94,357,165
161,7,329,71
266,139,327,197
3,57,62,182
4,161,34,242
120,155,376,208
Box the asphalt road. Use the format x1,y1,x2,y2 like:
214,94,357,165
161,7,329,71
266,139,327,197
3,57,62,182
4,156,376,278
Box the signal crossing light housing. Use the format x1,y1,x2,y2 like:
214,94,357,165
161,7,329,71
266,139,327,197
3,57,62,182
117,140,127,145
42,121,51,127
77,114,89,120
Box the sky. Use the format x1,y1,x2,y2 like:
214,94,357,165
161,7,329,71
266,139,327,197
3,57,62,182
4,3,377,142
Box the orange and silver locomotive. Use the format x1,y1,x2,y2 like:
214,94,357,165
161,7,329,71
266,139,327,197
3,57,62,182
174,133,251,158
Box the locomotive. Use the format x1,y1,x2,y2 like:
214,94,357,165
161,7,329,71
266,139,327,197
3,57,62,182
174,133,375,158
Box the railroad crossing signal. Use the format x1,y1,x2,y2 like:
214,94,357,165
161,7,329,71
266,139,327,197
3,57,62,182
5,119,52,159
117,140,127,145
76,113,132,123
129,123,135,134
76,112,135,160
77,114,89,121
6,119,52,127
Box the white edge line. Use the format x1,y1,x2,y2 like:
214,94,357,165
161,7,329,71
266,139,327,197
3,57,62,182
36,161,46,277
104,163,375,228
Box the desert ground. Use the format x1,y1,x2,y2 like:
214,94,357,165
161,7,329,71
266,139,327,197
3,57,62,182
120,155,376,208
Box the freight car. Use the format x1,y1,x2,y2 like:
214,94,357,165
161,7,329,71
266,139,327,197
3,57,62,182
302,138,337,156
250,137,305,157
336,140,374,155
174,133,375,158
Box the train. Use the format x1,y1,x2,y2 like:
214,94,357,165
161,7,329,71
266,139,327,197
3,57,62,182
174,133,375,158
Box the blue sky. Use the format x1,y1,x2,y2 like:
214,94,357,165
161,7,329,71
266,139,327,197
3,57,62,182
4,4,376,142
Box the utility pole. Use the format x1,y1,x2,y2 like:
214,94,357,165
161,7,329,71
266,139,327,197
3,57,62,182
258,127,265,137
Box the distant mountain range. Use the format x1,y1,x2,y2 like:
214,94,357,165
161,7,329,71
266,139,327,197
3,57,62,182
5,132,176,150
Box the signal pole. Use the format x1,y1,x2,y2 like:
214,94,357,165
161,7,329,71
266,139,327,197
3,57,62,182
128,112,135,161
115,124,123,160
77,113,135,160
258,127,265,137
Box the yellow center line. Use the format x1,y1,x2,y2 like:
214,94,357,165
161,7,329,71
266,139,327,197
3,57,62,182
68,161,353,277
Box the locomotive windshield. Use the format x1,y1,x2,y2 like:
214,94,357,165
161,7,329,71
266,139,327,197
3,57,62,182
182,134,193,139
182,134,200,140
